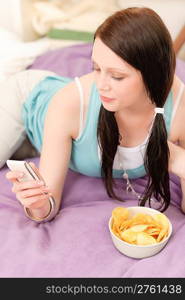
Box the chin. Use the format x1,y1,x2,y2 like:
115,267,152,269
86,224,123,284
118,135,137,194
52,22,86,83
102,103,117,112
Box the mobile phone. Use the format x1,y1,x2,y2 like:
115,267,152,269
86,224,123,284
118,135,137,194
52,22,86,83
6,160,42,182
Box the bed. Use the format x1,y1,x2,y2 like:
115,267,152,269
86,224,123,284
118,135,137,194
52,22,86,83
0,42,185,278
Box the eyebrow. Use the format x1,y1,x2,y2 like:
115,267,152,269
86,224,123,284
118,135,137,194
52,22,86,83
91,59,128,73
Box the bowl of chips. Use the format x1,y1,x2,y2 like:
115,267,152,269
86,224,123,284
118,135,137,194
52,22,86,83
109,206,172,259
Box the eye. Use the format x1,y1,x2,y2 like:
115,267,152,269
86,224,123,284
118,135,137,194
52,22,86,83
111,73,124,80
112,76,124,81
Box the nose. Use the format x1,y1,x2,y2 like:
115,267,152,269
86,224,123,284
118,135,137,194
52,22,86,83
96,73,110,92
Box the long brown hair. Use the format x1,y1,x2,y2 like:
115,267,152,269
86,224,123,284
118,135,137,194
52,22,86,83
95,7,176,211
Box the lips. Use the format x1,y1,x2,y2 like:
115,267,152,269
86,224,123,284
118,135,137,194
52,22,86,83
100,95,115,103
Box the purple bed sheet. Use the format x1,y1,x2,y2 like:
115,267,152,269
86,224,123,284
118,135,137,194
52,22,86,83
0,43,185,278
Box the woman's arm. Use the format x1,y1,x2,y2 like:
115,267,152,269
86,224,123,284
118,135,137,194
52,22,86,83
36,80,82,215
39,72,95,206
18,80,82,220
6,72,94,221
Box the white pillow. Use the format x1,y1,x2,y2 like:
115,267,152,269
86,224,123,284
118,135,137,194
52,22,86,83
0,28,52,82
0,27,21,44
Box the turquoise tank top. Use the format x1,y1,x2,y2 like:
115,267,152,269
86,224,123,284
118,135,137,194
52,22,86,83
22,75,173,179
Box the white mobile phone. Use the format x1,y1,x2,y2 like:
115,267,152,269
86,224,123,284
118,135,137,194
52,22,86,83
6,160,42,182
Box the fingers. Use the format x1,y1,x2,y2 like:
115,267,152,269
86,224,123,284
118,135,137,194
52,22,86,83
15,184,52,209
17,192,51,208
13,185,49,197
6,161,52,211
6,171,23,183
11,180,45,193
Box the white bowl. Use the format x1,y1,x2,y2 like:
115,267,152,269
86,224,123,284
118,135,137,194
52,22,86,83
108,206,172,259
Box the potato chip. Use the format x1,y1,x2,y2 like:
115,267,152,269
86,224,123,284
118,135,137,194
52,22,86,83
112,207,129,224
153,214,169,230
156,229,168,242
120,219,134,231
111,206,170,246
112,219,120,236
146,227,160,236
128,213,147,225
129,224,148,232
112,207,130,234
120,229,137,244
136,232,157,245
153,214,169,242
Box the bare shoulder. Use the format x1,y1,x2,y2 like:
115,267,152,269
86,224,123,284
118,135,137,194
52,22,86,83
50,72,94,109
48,72,95,139
79,72,95,88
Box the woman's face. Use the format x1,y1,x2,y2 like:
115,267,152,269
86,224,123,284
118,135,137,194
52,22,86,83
92,38,149,112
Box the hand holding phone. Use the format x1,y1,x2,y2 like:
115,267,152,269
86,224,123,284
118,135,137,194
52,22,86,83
6,159,50,208
6,160,56,222
6,160,43,182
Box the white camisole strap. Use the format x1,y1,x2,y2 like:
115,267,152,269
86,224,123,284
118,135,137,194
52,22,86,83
74,77,84,140
171,81,185,122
